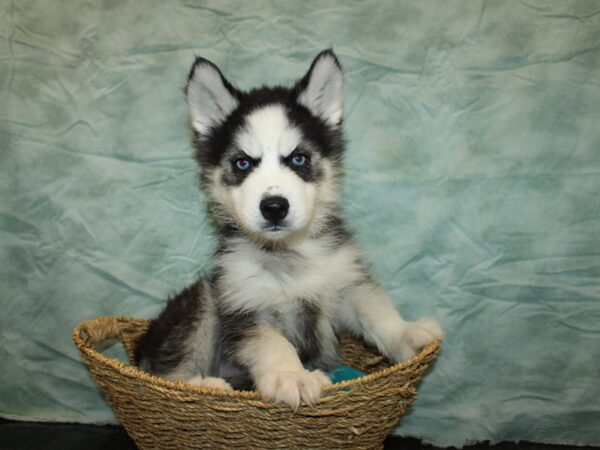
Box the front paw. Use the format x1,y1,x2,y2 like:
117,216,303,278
395,317,443,361
187,375,233,391
257,369,330,409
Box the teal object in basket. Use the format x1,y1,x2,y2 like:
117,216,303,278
328,365,366,384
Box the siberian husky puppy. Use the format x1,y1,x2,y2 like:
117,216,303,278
135,49,442,409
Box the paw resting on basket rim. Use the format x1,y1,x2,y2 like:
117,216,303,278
257,368,330,410
187,376,233,391
394,317,443,362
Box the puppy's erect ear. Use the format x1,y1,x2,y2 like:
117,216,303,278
295,49,344,126
186,57,240,134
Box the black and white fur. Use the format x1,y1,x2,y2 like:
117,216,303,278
135,50,443,409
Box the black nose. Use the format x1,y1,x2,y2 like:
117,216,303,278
260,196,289,224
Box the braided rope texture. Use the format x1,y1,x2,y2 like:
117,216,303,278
73,316,440,450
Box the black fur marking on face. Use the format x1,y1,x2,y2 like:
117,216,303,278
194,87,290,169
281,147,323,183
221,151,261,187
192,87,344,174
283,104,344,162
134,280,205,375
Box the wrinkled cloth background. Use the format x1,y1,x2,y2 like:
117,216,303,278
1,0,599,447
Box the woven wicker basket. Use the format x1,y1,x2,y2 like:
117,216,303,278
73,316,440,450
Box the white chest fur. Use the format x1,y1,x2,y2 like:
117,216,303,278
216,236,365,313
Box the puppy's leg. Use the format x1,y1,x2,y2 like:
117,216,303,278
341,281,443,362
236,324,330,409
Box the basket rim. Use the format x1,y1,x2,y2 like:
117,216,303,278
73,315,441,406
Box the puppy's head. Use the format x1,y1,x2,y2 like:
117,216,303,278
186,50,344,245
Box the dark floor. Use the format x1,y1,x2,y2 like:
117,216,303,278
0,419,596,450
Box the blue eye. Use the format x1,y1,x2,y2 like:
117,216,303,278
291,153,307,167
234,158,251,171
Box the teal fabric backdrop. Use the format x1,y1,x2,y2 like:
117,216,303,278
1,0,599,447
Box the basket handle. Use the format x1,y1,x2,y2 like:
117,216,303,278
75,317,123,347
73,316,150,362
